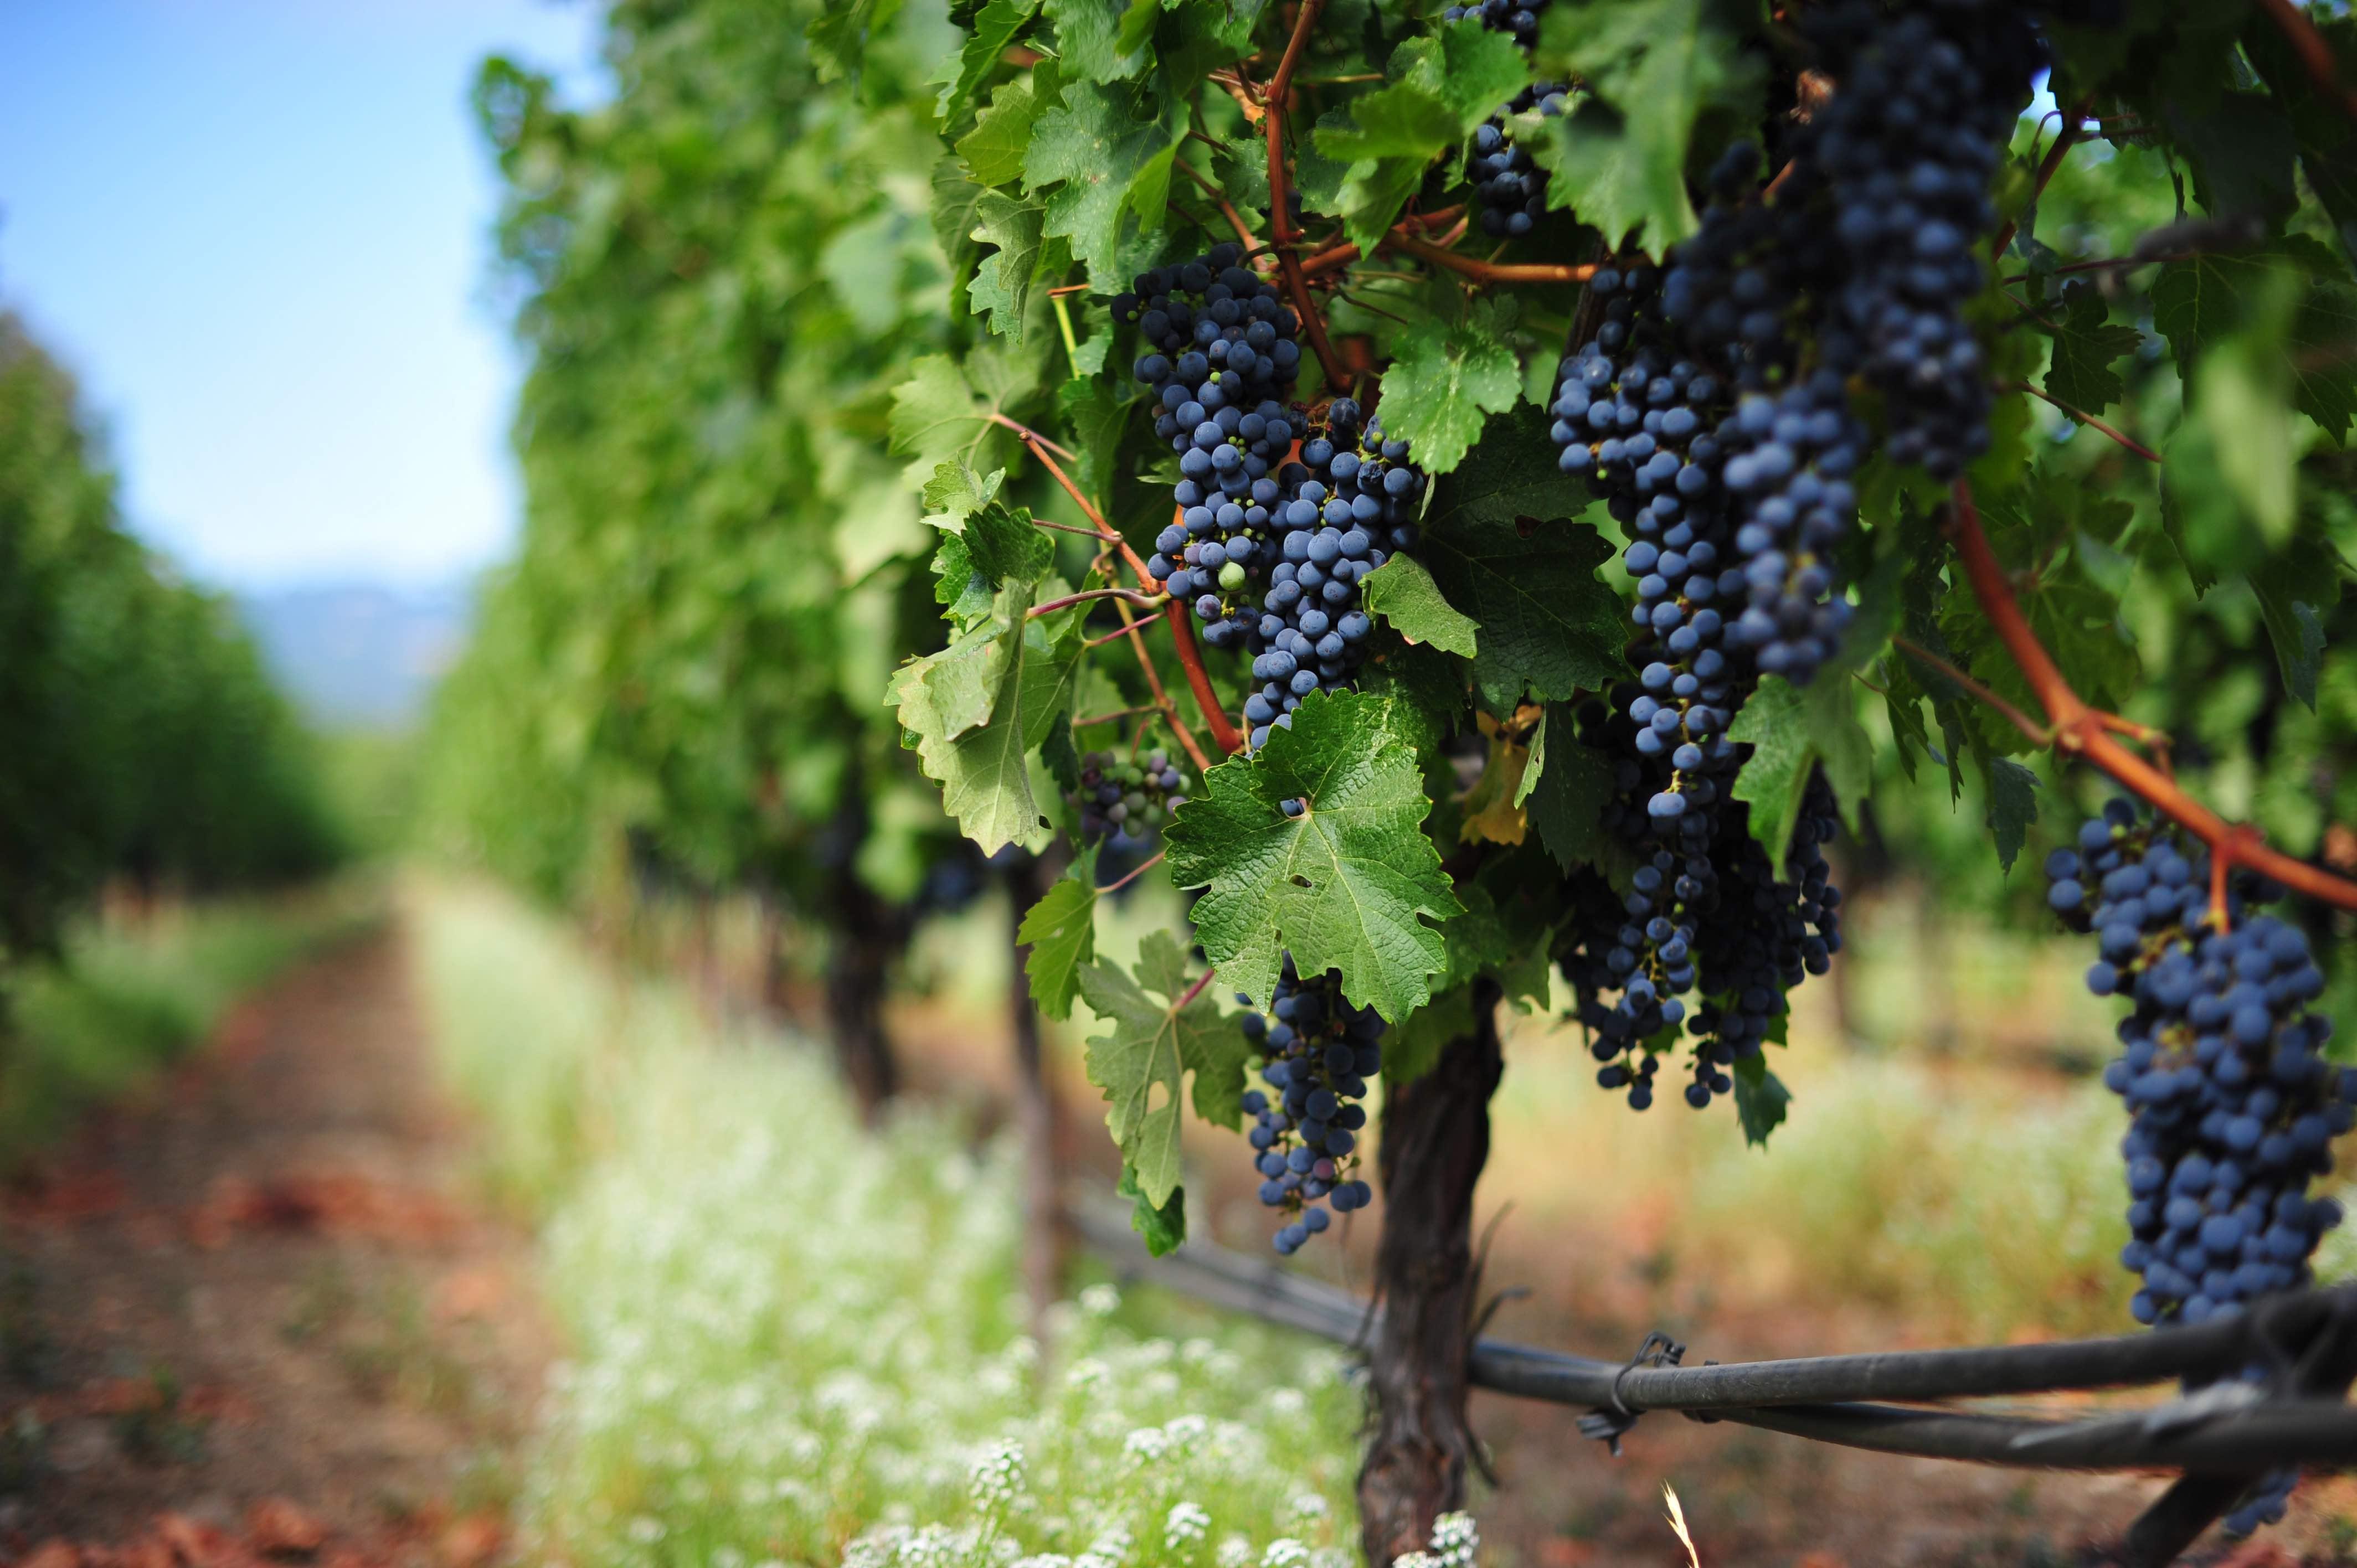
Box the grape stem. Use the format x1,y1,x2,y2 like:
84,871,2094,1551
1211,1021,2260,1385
1890,636,2052,745
1948,478,2357,914
2256,0,2357,123
1073,703,1162,727
1177,157,1263,252
985,410,1234,767
1030,586,1170,616
1264,0,1351,391
1990,93,2093,261
1295,219,1598,287
1097,849,1167,895
2003,380,2163,463
1175,965,1219,1011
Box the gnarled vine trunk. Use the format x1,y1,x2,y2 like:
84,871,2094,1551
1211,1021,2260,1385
1357,978,1504,1567
1005,852,1068,1334
822,775,902,1121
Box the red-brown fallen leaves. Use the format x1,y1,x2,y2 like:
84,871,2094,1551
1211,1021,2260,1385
188,1172,464,1249
242,1502,323,1559
4,1502,467,1568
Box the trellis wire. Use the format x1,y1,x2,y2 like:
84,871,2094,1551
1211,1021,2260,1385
1073,1204,2357,1558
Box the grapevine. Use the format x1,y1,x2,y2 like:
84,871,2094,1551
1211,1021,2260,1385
673,0,2357,1554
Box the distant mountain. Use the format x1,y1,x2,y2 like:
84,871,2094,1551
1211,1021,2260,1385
238,581,471,730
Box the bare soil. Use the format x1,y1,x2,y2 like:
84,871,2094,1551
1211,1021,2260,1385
0,930,549,1568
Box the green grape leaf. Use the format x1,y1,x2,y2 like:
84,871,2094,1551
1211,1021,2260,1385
2251,535,2344,710
959,63,1060,189
1416,407,1622,710
1078,929,1251,1208
1022,79,1175,285
2242,12,2357,261
1378,298,1523,475
1384,989,1469,1091
939,0,1039,123
930,534,995,622
1043,0,1153,81
1732,1054,1790,1148
1315,29,1530,254
969,190,1047,341
1019,843,1100,1020
1983,755,2040,875
922,461,1007,530
1530,0,1757,251
1520,704,1615,873
964,501,1054,587
932,153,990,280
807,0,906,82
2152,239,2357,443
1164,688,1463,1019
890,581,1084,854
1360,553,1480,657
2166,90,2300,230
888,351,1030,482
2041,278,2144,414
1728,677,1871,864
1118,1162,1187,1255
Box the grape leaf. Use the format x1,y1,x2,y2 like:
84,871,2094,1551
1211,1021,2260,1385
1732,1053,1790,1148
890,581,1084,854
1314,28,1530,254
1360,553,1480,656
1164,688,1463,1020
1044,0,1153,81
1019,843,1100,1020
1022,79,1175,285
2152,239,2357,443
1728,677,1871,863
1982,755,2040,875
2251,535,2344,710
888,352,1026,483
959,63,1059,189
807,0,906,82
2042,279,2144,414
1078,929,1251,1208
1416,406,1622,710
1118,1162,1187,1255
2165,91,2299,230
2243,12,2357,262
922,461,1007,529
932,153,989,280
939,0,1039,124
1530,0,1757,251
969,190,1046,341
1520,704,1615,874
1378,298,1523,475
1457,723,1531,846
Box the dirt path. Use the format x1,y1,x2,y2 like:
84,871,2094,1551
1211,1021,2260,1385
0,928,548,1566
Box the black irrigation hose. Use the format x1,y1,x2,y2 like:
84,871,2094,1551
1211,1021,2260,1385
1074,1204,2357,1474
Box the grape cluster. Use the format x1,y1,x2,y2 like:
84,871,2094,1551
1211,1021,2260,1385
1070,748,1190,846
1467,84,1568,239
1118,243,1304,630
1439,0,1547,47
2049,799,2355,1536
1444,0,1565,238
1238,400,1428,751
1237,960,1382,1254
1798,2,2043,478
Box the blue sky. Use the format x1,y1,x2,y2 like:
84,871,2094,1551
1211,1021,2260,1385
0,0,605,590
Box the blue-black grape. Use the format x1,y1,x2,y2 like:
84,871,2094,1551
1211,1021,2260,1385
1115,243,1304,652
1238,957,1382,1253
2051,798,2355,1538
1445,1,1563,236
1240,397,1428,752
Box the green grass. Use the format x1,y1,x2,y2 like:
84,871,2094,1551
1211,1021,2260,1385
0,884,380,1165
411,882,1366,1568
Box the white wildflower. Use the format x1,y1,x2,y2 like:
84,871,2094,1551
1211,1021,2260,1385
1123,1426,1171,1464
1262,1541,1310,1568
626,1517,665,1545
1086,1524,1134,1564
1164,1503,1212,1552
1216,1537,1254,1568
970,1438,1026,1510
1430,1512,1479,1568
1288,1494,1329,1523
1265,1388,1306,1419
1079,1283,1121,1317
